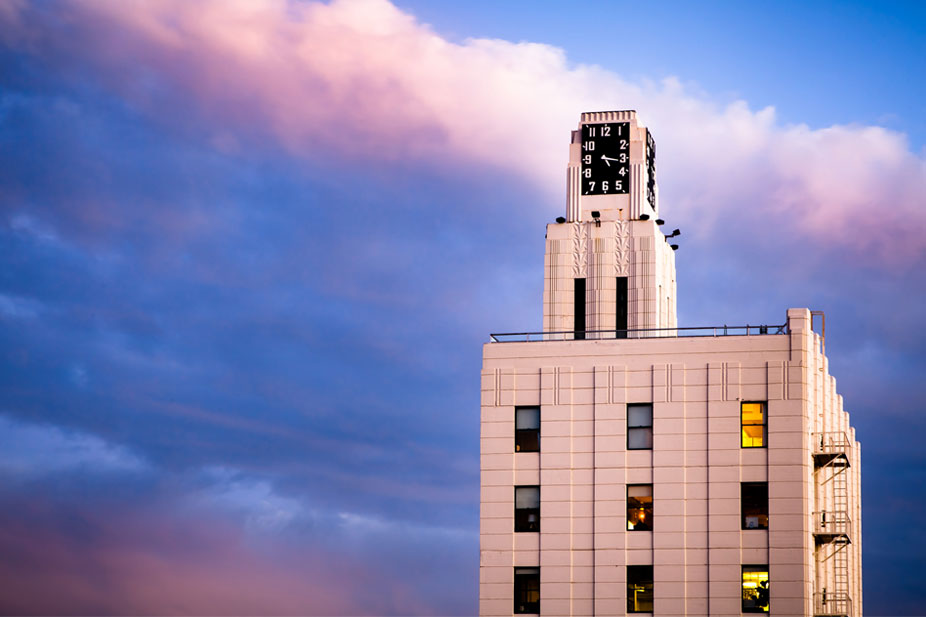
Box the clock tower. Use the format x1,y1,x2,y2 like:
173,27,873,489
547,110,676,339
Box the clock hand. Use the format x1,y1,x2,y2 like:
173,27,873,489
600,155,620,167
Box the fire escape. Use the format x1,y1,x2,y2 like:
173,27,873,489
813,432,853,617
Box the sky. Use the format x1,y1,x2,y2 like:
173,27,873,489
0,0,924,614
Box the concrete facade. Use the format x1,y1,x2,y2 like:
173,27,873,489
480,111,861,617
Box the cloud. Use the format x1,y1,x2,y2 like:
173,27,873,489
0,413,148,476
195,466,307,532
9,213,58,244
0,489,378,615
0,292,44,320
3,0,923,264
0,456,475,615
338,509,476,543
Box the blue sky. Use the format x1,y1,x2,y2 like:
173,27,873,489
0,1,924,614
397,0,926,149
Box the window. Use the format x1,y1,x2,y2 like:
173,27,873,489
627,565,654,613
515,406,540,452
742,566,769,613
741,482,769,529
741,402,767,448
616,276,628,339
514,567,540,614
627,484,653,531
627,403,653,450
515,486,540,532
574,278,586,340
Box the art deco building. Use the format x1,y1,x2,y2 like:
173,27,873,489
479,111,861,617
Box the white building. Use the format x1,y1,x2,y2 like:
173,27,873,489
479,111,861,617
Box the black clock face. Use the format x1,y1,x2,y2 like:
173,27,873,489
646,128,656,209
581,122,630,195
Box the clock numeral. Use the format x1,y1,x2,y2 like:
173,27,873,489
583,154,591,164
601,125,611,136
602,181,609,192
615,180,623,191
583,168,592,178
588,181,595,192
588,127,596,137
619,153,627,163
583,141,595,151
619,167,627,176
620,139,628,149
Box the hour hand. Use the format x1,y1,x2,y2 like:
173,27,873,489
600,155,620,167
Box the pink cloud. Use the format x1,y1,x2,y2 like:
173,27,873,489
0,492,433,615
2,0,924,262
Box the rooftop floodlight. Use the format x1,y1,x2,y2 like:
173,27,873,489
556,216,566,224
591,211,600,218
639,213,650,221
656,218,665,225
671,244,679,250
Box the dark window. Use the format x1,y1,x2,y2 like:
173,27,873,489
515,406,540,452
627,565,654,613
627,403,653,450
514,567,540,614
627,484,653,531
616,276,628,338
574,278,586,340
742,565,769,613
741,482,769,529
741,402,767,448
515,486,540,532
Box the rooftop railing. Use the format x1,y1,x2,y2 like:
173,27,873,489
489,323,788,343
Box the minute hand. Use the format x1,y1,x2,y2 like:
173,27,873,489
600,155,622,167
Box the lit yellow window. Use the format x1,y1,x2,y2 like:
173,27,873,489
741,402,767,448
742,566,769,612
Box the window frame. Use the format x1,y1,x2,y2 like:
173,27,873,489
514,485,540,533
514,567,540,614
627,403,653,450
741,482,769,530
627,565,654,613
515,406,540,453
741,565,770,613
740,401,767,448
627,484,653,531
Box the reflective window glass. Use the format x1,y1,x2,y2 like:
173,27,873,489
628,404,653,450
515,486,540,532
515,406,540,452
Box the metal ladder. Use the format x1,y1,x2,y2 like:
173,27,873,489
831,458,850,607
815,453,851,617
